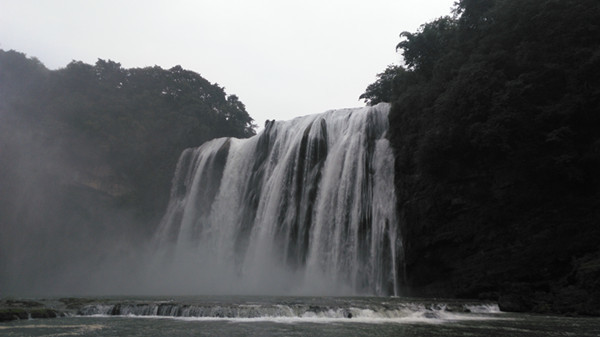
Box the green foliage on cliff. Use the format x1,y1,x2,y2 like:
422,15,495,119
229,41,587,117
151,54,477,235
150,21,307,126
0,51,256,222
364,0,600,314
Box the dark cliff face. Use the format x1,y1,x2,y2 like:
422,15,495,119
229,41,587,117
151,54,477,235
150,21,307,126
384,0,600,315
395,173,600,315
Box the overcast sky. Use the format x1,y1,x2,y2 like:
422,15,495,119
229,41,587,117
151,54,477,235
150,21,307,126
1,0,455,127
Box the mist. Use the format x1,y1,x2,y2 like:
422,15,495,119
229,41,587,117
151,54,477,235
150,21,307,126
0,115,359,297
145,104,400,297
0,50,255,297
0,106,146,296
0,50,400,298
0,95,399,298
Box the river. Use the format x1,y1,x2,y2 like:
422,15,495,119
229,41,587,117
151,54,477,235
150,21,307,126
1,296,599,336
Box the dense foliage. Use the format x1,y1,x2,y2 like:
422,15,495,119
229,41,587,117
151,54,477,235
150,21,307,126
364,0,600,314
0,50,255,223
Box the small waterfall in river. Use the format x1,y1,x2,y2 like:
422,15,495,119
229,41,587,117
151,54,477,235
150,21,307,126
153,103,401,296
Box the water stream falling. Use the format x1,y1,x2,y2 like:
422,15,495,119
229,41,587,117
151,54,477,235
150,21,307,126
153,103,401,296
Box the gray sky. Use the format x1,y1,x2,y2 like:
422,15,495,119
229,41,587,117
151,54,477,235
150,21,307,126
1,0,455,127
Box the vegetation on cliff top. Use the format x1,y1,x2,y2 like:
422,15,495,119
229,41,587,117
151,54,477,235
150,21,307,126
0,51,255,221
363,0,600,314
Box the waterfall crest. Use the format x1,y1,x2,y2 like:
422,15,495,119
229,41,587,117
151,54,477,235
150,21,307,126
153,103,401,296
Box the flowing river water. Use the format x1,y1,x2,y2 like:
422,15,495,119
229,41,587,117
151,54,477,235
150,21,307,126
1,296,599,336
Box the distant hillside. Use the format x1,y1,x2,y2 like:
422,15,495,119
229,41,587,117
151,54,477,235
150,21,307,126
0,50,255,293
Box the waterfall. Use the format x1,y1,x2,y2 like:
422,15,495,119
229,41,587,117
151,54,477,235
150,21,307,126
153,103,401,296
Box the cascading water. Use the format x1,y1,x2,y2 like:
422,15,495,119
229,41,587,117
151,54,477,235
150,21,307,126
153,103,401,296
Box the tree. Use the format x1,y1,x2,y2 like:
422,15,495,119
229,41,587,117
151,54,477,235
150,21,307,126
363,0,600,313
397,16,457,76
360,65,405,105
0,50,257,224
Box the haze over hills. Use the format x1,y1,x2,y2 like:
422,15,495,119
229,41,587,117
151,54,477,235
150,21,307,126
0,51,255,294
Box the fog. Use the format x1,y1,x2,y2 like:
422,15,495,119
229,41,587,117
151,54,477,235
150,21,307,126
0,90,399,297
0,104,333,297
0,95,147,296
0,120,352,297
0,54,311,298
